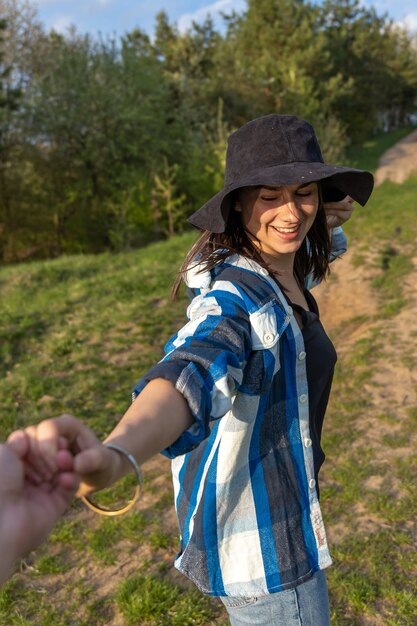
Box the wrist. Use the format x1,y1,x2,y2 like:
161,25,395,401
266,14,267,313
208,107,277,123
76,444,127,498
80,443,142,517
106,443,132,483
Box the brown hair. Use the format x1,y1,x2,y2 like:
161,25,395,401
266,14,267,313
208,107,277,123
172,184,331,298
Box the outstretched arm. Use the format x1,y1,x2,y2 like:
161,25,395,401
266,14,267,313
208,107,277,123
16,379,194,499
17,287,251,499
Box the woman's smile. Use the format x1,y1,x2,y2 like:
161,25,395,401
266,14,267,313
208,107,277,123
271,223,303,238
236,183,319,269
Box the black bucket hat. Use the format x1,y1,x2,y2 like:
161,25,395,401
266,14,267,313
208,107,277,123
188,114,374,233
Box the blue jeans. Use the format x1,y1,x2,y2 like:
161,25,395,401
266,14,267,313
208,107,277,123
219,570,330,626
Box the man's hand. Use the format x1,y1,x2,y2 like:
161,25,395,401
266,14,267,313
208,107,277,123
0,432,78,585
12,414,122,499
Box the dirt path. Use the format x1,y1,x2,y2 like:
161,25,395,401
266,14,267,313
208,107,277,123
374,128,417,185
315,246,417,451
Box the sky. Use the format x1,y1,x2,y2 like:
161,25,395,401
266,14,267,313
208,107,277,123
33,0,417,38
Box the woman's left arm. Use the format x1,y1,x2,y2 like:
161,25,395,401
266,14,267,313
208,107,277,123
306,196,354,289
325,195,355,261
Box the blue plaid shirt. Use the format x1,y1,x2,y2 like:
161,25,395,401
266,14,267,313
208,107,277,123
134,228,347,597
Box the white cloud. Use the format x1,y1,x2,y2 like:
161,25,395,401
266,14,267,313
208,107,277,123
50,15,74,33
400,12,417,32
177,0,245,32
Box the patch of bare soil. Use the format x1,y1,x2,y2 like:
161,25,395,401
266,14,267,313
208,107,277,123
374,129,417,185
321,246,417,429
313,250,379,351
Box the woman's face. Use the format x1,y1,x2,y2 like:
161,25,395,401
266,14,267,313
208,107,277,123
236,182,319,267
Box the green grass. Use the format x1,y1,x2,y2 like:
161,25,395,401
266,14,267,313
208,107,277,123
34,554,70,575
0,232,197,439
1,129,417,624
344,175,417,247
329,530,417,624
117,575,217,625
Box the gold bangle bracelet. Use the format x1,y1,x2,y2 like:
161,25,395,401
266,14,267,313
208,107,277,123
81,443,142,517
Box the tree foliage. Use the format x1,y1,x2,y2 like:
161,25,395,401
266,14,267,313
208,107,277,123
0,0,416,263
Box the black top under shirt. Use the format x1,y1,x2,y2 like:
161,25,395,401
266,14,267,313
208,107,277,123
284,289,337,499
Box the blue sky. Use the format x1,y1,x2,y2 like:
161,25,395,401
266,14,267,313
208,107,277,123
33,0,417,38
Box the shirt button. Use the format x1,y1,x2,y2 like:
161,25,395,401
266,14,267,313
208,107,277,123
298,351,306,360
264,333,274,343
309,478,316,489
304,438,312,447
287,306,293,315
299,394,308,404
260,268,269,276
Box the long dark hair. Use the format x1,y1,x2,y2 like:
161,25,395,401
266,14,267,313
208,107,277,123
172,184,331,298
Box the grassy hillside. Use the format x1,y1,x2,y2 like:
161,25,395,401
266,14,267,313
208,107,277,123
1,162,417,621
0,233,197,438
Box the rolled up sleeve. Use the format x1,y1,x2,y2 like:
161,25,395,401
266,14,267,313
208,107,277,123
132,286,251,458
306,226,348,289
329,226,347,261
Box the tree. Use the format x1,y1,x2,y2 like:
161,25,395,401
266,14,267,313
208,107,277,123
25,28,180,253
319,0,417,137
211,0,349,157
151,159,187,239
0,5,35,261
0,0,416,263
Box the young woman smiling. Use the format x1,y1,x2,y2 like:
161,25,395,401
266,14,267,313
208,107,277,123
18,114,373,624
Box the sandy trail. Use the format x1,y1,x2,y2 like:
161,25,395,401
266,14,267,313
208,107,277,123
374,128,417,185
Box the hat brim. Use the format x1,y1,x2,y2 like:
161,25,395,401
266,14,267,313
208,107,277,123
188,162,374,233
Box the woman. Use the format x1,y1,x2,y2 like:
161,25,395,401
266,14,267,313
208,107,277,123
19,114,373,624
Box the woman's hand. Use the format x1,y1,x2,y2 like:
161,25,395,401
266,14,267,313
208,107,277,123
10,415,123,498
324,195,355,229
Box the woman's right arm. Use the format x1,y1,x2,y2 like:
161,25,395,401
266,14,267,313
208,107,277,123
80,378,194,495
20,282,251,495
18,378,194,497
